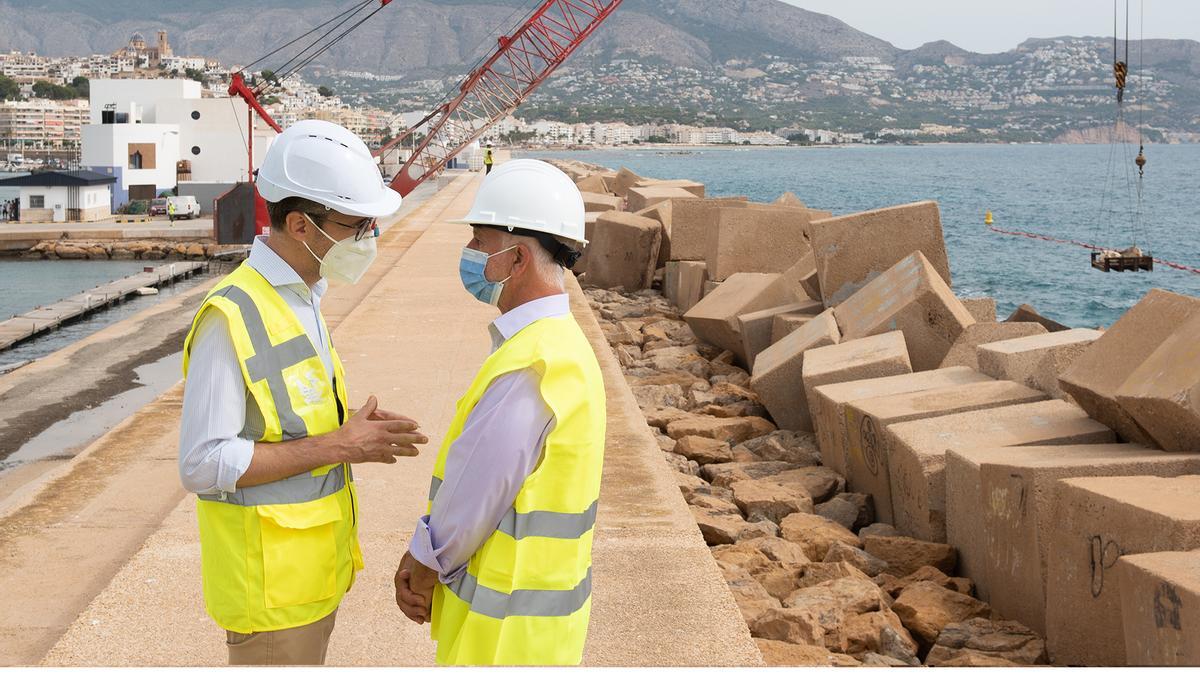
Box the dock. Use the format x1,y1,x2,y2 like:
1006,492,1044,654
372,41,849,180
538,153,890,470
0,261,209,352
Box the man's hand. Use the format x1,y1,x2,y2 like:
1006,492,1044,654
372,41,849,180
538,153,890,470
334,396,428,464
395,551,437,624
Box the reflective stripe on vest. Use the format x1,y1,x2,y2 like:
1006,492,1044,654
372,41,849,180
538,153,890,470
199,463,346,507
428,476,598,541
211,285,314,440
447,567,593,620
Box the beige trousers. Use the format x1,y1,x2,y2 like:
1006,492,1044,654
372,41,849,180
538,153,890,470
226,608,338,666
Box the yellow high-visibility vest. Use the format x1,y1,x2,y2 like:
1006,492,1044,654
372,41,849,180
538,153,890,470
427,314,606,665
182,262,363,634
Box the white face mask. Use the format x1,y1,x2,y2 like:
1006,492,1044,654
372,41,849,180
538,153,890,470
302,213,378,285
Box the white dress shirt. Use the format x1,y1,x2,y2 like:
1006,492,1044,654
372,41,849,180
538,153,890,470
178,236,332,495
408,294,569,584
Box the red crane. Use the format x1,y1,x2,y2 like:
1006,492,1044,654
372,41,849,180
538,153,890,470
379,0,624,196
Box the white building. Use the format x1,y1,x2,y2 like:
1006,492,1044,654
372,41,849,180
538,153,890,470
0,170,116,223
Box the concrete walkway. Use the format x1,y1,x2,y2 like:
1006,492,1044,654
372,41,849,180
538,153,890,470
27,170,758,666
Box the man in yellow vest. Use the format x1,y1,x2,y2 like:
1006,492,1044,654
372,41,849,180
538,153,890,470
178,119,428,665
483,144,494,174
392,159,606,665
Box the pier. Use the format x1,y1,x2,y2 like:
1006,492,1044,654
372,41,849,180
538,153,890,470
0,261,209,352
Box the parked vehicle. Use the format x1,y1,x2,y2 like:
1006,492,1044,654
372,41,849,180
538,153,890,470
149,197,168,216
166,195,201,219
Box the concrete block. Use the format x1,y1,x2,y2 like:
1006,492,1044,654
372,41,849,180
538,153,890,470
885,399,1115,543
810,201,951,307
703,280,720,298
749,310,842,431
774,191,806,208
771,312,815,344
1059,290,1200,446
581,191,623,213
1116,550,1200,665
705,205,815,282
843,380,1047,525
1045,476,1200,665
627,185,701,213
810,367,991,478
977,328,1103,399
801,332,913,438
684,272,801,363
577,212,602,276
634,204,673,268
668,198,750,262
960,297,997,323
574,174,609,194
612,166,642,197
958,444,1200,635
1115,311,1200,452
1005,304,1070,332
585,211,663,291
781,251,821,301
737,300,823,371
664,261,708,313
939,322,1047,370
634,178,705,198
833,252,976,371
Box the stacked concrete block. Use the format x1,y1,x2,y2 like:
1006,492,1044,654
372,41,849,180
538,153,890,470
770,312,814,343
976,328,1102,399
635,203,673,267
938,322,1047,370
683,272,801,363
748,310,841,431
611,167,642,197
1058,289,1200,446
1115,311,1200,452
801,331,913,437
884,399,1115,543
664,261,708,313
574,174,609,194
1045,476,1200,665
1006,304,1069,332
668,198,751,262
959,296,998,323
809,201,951,307
705,205,815,281
833,252,976,371
634,178,705,198
585,211,662,291
581,191,623,213
737,299,823,370
810,367,991,478
781,252,821,302
627,185,700,213
774,191,806,208
577,212,602,275
950,444,1200,635
842,380,1047,525
1116,550,1200,665
703,280,720,298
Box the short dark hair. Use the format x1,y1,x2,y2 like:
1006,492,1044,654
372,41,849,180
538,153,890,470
266,196,324,230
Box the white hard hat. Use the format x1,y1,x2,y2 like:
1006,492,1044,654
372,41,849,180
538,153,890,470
450,159,586,246
256,119,401,218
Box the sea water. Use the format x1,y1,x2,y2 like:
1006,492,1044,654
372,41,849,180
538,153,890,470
526,143,1200,328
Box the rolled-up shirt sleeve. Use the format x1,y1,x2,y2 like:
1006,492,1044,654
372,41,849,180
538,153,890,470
409,368,554,584
178,310,255,495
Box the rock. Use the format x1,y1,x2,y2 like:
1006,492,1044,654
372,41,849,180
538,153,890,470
824,540,889,577
601,321,641,345
862,535,957,577
184,242,206,258
643,406,690,430
673,435,734,465
627,369,710,393
631,383,689,410
755,638,857,666
696,401,768,419
779,513,861,560
86,244,110,259
794,561,873,591
815,492,875,532
750,607,824,646
674,472,708,499
782,577,894,650
936,653,1024,666
839,609,919,658
691,505,778,545
731,479,814,524
769,466,846,504
860,652,912,667
751,561,809,601
877,565,975,599
614,344,642,367
734,430,821,465
665,415,777,444
723,564,783,626
701,460,796,488
689,380,760,408
879,624,923,665
924,617,1048,666
733,536,814,567
1005,303,1070,332
858,522,901,542
54,244,88,259
892,581,991,649
639,346,712,379
712,543,773,575
662,451,699,476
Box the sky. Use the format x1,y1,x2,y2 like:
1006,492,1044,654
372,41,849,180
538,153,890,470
784,1,1200,54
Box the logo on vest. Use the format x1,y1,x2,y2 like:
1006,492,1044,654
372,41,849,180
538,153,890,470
294,371,326,405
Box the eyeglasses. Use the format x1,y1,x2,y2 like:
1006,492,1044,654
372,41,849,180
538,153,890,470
311,213,377,241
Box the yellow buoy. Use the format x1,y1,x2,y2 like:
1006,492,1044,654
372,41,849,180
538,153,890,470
985,210,994,225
